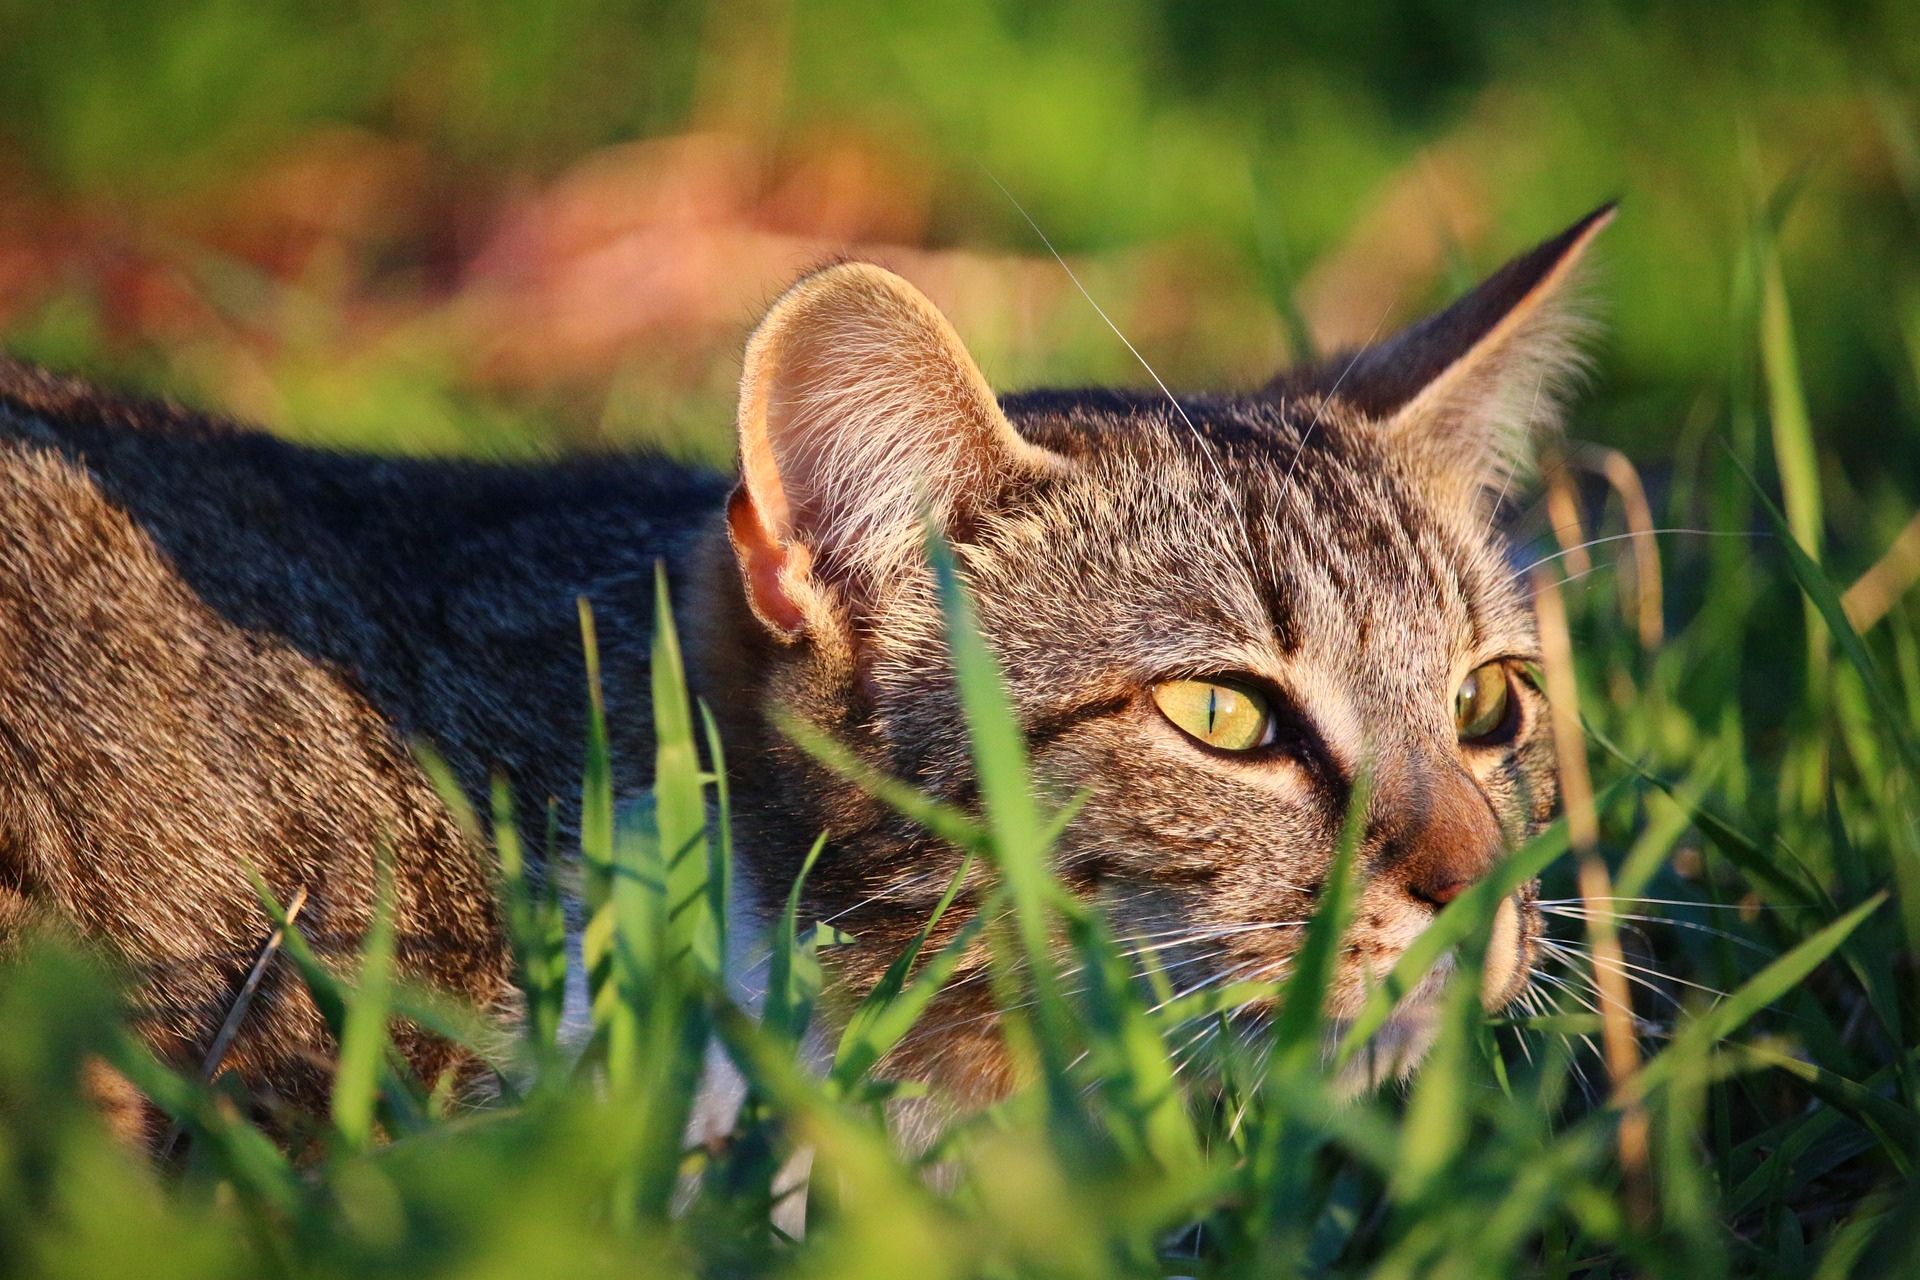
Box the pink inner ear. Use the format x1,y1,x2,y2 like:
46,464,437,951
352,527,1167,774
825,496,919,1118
727,486,807,635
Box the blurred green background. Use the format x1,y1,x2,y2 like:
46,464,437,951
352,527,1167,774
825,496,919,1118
0,0,1913,562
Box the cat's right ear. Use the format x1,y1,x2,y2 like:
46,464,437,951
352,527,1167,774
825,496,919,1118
728,262,1068,639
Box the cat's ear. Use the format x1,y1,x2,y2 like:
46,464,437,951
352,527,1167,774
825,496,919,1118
1289,203,1614,512
727,262,1067,637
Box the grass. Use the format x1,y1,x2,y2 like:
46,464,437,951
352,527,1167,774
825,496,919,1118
0,3,1918,1275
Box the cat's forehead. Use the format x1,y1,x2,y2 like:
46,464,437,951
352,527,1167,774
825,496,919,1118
984,391,1532,679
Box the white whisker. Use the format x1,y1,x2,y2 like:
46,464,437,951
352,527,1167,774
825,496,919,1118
1507,529,1763,586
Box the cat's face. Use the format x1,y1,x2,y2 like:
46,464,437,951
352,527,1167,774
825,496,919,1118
713,207,1608,1093
965,395,1557,1077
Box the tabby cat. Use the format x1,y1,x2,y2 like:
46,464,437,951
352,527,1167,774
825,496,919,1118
0,203,1609,1138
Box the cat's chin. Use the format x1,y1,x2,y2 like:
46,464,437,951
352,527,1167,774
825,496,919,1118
1327,1007,1443,1097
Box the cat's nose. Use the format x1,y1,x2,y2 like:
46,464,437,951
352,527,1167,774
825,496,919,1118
1398,765,1503,910
1411,875,1473,906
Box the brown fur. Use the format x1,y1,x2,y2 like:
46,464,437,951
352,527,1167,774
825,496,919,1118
0,207,1609,1128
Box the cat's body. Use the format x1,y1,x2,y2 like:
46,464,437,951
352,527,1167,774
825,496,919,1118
0,207,1608,1137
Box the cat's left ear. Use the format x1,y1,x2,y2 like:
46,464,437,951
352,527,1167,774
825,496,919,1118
1286,203,1614,513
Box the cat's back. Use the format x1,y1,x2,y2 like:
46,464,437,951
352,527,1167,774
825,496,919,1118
0,357,733,805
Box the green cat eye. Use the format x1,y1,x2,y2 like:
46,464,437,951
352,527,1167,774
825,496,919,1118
1151,679,1275,752
1454,661,1513,742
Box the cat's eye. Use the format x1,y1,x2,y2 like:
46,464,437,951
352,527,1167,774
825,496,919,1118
1151,679,1276,752
1454,661,1515,743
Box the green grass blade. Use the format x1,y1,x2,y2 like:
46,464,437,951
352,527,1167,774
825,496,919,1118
241,863,351,1040
831,855,980,1090
1730,448,1920,779
1588,721,1830,909
332,848,398,1152
1271,770,1369,1066
700,700,735,986
926,537,1050,948
1635,892,1886,1098
576,595,622,1056
492,773,567,1061
1756,221,1827,689
652,562,718,979
765,833,829,1047
1717,1041,1920,1157
776,710,988,852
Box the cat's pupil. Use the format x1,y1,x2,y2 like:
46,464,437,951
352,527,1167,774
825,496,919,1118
1150,679,1273,752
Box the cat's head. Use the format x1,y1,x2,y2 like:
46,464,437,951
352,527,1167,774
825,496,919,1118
709,207,1610,1094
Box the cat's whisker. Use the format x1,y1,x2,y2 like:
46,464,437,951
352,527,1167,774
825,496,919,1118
1549,561,1619,591
1167,1018,1224,1080
1111,918,1308,949
1148,953,1281,1018
1482,372,1549,538
1537,937,1720,1019
1530,968,1604,1017
1538,905,1771,953
1117,920,1309,962
1506,528,1763,587
981,167,1236,500
1279,302,1398,508
728,867,962,986
1537,896,1785,912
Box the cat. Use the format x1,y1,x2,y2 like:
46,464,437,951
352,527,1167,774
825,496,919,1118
0,202,1608,1140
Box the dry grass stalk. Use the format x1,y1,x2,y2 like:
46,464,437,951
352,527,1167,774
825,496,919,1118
1571,443,1665,650
1532,571,1597,853
1533,571,1652,1223
1542,452,1594,579
1842,509,1920,633
159,884,310,1159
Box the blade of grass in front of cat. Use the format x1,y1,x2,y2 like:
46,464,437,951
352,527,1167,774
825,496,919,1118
777,710,989,852
242,862,351,1040
832,911,989,1100
1061,905,1206,1178
925,533,1070,1053
1270,770,1369,1068
1390,969,1478,1204
700,701,734,986
830,852,980,1092
652,562,719,979
711,999,963,1277
332,846,398,1152
493,772,567,1062
1236,777,1367,1260
575,595,628,1071
107,1033,303,1223
765,832,829,1048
